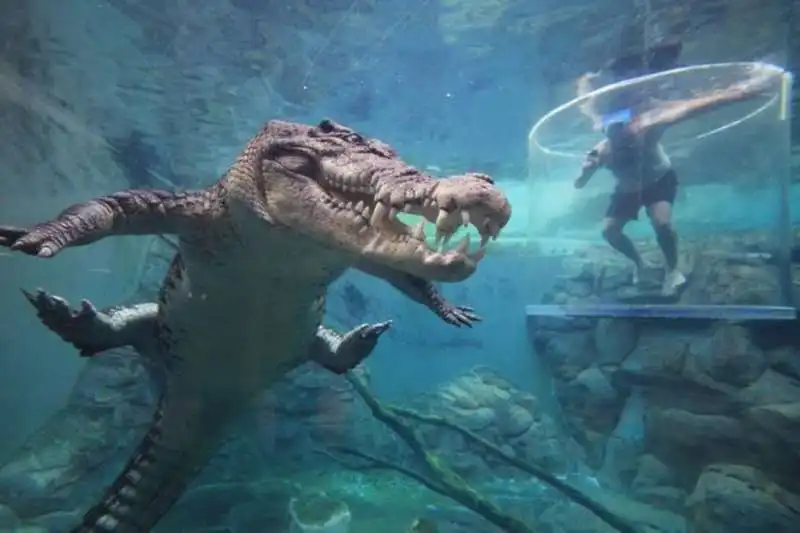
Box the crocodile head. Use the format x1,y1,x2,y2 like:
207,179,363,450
242,119,511,282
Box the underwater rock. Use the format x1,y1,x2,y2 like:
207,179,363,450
631,454,677,491
288,493,351,533
538,493,686,533
644,409,748,479
0,504,20,530
736,368,800,407
684,325,766,388
0,351,156,519
594,318,639,367
745,402,800,450
630,455,687,513
704,262,780,306
686,465,800,533
764,345,800,381
533,330,598,381
407,517,439,532
619,333,688,385
419,366,584,477
530,229,800,522
558,366,625,436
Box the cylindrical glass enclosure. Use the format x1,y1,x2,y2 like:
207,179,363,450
526,62,794,319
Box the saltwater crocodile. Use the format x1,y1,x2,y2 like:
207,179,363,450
0,118,511,532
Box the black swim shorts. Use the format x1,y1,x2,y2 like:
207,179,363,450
606,169,678,221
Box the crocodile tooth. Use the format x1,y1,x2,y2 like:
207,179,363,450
403,203,413,213
411,220,426,240
488,221,499,240
434,228,451,250
370,202,388,227
345,201,353,210
461,211,471,227
365,234,381,252
389,207,399,219
435,209,449,229
361,204,371,218
355,200,365,212
375,187,390,203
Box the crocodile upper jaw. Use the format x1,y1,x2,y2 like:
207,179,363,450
235,120,512,283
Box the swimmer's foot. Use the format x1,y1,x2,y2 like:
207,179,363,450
662,270,687,296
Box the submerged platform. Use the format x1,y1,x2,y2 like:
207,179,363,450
525,303,797,321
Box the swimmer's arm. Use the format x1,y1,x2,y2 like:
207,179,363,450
574,143,604,189
640,74,771,130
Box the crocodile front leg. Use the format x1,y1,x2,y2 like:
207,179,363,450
22,289,158,356
356,260,481,327
310,321,392,373
0,188,215,258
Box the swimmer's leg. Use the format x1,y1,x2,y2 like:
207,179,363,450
602,216,645,283
603,192,645,284
648,201,685,295
646,172,685,295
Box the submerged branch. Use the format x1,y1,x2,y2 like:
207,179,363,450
344,372,536,533
342,372,639,533
389,406,638,533
324,446,451,498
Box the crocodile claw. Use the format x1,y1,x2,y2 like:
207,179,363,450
355,320,393,339
21,288,111,357
0,225,28,248
332,320,393,373
440,304,482,327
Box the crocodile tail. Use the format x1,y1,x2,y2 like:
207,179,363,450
69,399,214,533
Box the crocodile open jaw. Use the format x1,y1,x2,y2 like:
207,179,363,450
253,120,511,282
309,168,510,282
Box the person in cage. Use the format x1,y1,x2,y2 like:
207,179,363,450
573,42,773,296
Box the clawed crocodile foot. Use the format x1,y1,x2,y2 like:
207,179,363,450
0,225,27,248
440,304,481,327
21,289,113,356
0,224,61,257
332,320,393,374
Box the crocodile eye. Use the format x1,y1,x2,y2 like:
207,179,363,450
344,132,364,144
470,172,494,184
318,119,335,132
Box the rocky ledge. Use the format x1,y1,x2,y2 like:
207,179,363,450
530,228,800,533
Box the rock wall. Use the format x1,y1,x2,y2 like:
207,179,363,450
530,230,800,533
